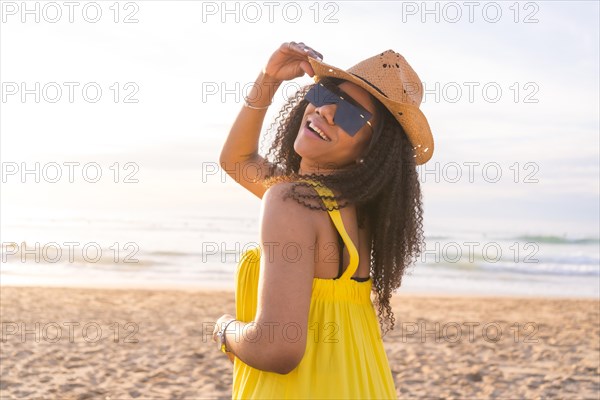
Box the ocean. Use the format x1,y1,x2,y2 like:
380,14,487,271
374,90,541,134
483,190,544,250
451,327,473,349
2,212,598,298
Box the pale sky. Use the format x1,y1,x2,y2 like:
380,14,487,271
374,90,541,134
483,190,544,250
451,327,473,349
1,1,599,237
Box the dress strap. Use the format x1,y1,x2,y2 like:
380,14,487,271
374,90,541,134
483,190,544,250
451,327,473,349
296,178,359,280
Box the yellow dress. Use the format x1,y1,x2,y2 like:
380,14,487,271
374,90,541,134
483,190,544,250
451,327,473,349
232,179,397,399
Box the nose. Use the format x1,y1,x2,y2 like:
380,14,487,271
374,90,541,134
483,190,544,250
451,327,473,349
315,103,337,126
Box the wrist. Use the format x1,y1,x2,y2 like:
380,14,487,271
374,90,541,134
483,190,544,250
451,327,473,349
217,318,237,354
259,68,283,87
243,70,281,110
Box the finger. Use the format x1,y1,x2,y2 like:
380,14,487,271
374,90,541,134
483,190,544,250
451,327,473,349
288,42,308,53
285,42,322,62
282,42,295,53
307,47,323,60
297,44,322,60
299,61,315,77
304,49,323,61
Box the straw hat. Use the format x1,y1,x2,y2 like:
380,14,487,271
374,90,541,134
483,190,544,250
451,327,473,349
307,50,434,165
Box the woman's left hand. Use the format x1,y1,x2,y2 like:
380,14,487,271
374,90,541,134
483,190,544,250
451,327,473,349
213,313,237,364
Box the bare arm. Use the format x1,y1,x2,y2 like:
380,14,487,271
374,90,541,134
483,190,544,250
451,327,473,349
219,42,323,199
219,71,283,199
221,183,317,374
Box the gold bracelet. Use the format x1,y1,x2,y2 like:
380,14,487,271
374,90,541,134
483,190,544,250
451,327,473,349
243,98,271,110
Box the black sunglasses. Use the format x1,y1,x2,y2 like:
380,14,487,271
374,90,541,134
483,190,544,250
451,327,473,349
304,82,373,136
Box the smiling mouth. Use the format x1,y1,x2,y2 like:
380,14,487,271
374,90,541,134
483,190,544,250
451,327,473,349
306,121,331,141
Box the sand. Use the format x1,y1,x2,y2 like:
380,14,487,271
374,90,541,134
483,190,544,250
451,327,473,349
1,286,598,399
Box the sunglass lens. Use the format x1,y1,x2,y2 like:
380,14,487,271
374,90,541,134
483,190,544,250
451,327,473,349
335,103,371,136
304,83,372,136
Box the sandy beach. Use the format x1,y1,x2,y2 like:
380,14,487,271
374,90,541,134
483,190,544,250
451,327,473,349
1,286,598,399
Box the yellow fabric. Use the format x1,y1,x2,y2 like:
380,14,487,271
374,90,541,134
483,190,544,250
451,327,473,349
232,179,397,399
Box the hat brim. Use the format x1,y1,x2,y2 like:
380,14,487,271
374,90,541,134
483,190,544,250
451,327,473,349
307,56,434,165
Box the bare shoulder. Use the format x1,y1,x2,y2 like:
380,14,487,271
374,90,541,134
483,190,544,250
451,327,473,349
262,182,318,215
260,182,321,235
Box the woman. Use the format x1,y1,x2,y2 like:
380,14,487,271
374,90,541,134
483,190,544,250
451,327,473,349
213,42,434,399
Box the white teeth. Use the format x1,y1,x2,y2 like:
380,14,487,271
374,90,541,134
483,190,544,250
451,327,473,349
309,121,330,141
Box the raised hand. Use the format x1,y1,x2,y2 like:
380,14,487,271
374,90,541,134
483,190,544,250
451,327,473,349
262,41,324,82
